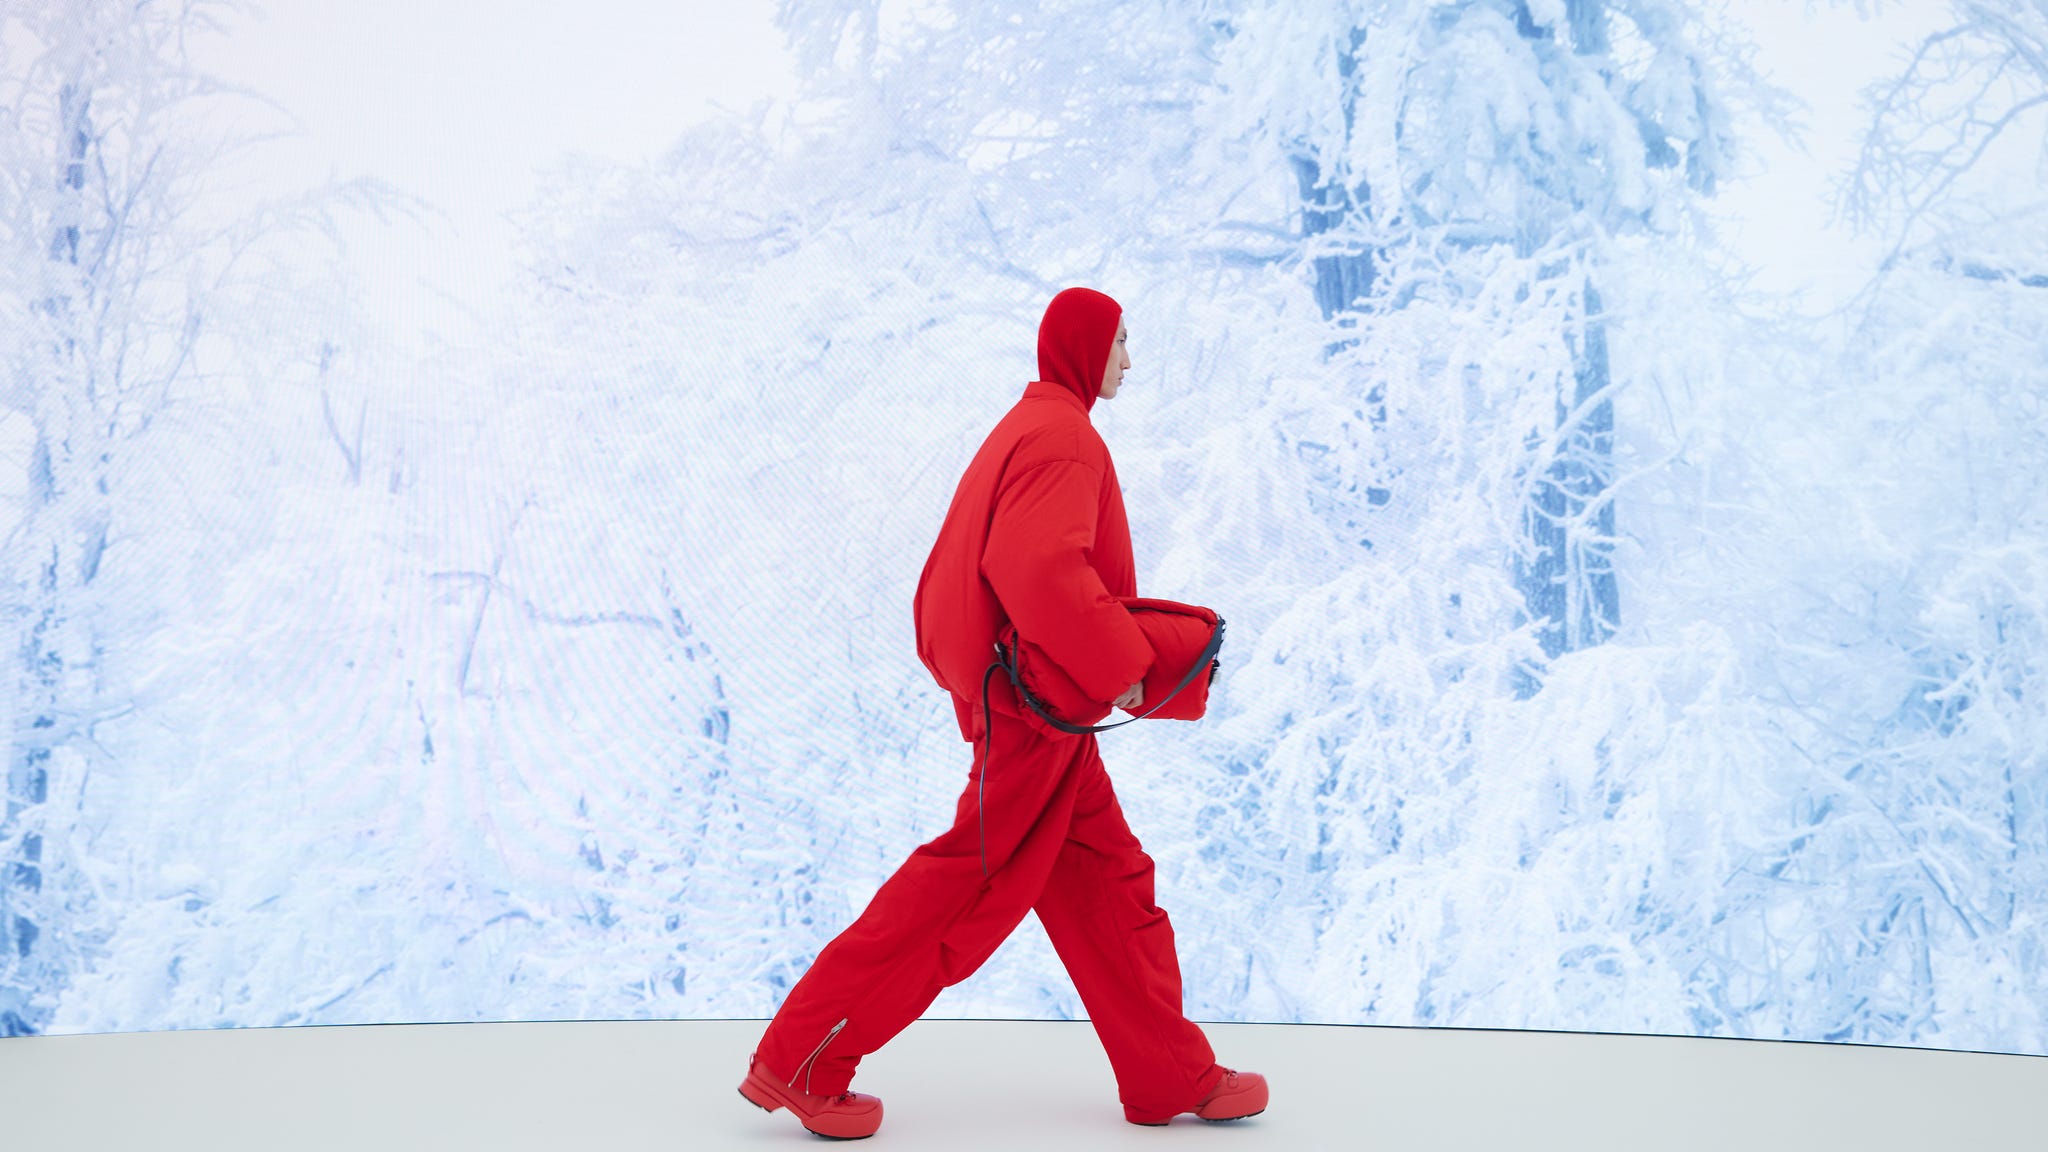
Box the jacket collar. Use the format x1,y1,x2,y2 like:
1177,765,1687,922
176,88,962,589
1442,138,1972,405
1023,379,1090,414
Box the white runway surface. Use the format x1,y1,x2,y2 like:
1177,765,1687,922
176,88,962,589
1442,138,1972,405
2,1018,2041,1151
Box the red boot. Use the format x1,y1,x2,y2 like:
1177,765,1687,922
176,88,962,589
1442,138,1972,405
1125,1067,1269,1125
738,1052,884,1140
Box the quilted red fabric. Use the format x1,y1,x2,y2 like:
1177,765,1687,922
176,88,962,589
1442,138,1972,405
1000,597,1222,732
913,287,1154,740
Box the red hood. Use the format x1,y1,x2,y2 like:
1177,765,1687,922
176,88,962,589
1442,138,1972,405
1036,287,1121,411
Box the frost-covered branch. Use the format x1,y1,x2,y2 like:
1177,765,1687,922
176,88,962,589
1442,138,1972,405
1846,1,2048,263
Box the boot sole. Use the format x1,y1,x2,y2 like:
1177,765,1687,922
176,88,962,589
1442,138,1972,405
738,1070,880,1140
1129,1108,1268,1128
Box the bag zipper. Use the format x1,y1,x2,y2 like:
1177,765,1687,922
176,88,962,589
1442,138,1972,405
791,1017,847,1096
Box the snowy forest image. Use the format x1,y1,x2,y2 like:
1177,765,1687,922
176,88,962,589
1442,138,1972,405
3,0,2045,1056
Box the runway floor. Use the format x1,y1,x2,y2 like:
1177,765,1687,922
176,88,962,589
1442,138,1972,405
3,1017,2041,1150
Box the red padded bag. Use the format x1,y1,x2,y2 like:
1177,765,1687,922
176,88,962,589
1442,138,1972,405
994,597,1224,736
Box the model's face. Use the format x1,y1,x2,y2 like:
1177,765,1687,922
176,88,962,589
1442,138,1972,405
1098,322,1129,399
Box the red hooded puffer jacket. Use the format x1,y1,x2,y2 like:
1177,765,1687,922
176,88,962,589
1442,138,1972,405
913,287,1154,741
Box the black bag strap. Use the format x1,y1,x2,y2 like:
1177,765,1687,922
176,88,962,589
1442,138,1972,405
987,614,1226,737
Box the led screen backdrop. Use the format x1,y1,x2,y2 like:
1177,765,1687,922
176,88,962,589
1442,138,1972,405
2,1,2044,1054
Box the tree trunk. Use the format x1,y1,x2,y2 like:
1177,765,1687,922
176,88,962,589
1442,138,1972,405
1292,26,1390,514
1292,152,1375,322
2,80,100,1038
1512,1,1621,683
1293,25,1375,325
1517,276,1620,670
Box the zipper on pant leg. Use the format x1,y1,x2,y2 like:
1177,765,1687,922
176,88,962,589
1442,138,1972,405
791,1017,847,1097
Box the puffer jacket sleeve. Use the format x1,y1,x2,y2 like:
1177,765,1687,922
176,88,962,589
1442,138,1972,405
982,458,1153,704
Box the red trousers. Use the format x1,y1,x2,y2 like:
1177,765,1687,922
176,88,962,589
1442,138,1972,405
751,709,1222,1119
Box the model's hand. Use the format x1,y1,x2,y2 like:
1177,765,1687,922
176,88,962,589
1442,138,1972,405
1113,682,1144,711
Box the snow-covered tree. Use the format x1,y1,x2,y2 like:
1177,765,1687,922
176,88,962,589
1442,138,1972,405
1223,0,1740,674
0,0,240,1036
1846,0,2048,278
0,0,426,1036
1716,0,2048,1047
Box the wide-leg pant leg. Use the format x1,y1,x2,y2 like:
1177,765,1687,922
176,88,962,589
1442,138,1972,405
1033,746,1222,1120
752,711,1092,1097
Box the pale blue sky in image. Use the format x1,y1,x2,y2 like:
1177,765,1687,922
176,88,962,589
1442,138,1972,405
194,0,797,351
196,1,1935,347
1708,0,1948,310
